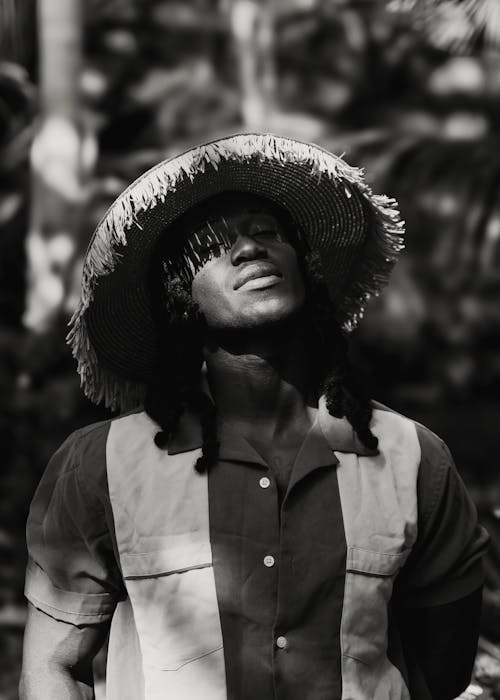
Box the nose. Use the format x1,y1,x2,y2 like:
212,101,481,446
230,233,268,266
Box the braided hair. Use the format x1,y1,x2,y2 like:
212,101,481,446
145,242,378,472
144,274,219,473
304,250,378,451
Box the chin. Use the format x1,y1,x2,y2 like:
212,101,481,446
239,299,303,329
203,288,305,332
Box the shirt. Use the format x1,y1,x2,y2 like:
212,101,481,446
24,403,488,699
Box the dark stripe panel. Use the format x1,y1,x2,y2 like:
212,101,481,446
208,441,346,699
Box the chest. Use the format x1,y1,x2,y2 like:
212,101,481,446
105,408,421,700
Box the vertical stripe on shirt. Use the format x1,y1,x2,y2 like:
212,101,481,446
106,412,227,699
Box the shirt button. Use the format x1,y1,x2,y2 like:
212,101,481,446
276,636,287,649
263,555,275,568
259,476,271,489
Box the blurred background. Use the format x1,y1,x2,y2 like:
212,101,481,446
1,0,500,697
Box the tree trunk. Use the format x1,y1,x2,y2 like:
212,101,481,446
24,0,96,332
230,0,277,129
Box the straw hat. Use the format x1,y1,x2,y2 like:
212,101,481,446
68,133,404,412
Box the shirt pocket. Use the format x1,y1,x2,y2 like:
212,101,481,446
342,546,410,665
121,541,224,671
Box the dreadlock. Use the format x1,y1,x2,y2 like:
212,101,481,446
144,247,378,472
305,250,379,451
144,275,219,473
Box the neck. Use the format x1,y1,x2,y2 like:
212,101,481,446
203,325,316,439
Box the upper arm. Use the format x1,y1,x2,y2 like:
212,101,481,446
394,427,489,697
24,425,125,627
396,426,489,607
20,602,110,698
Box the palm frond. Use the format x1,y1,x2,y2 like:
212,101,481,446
388,0,500,51
465,0,500,45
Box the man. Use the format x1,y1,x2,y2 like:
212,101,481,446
20,134,488,699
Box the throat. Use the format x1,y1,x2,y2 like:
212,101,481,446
204,334,315,429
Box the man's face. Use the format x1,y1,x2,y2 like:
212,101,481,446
189,211,305,331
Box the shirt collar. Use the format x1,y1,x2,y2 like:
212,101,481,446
167,393,378,458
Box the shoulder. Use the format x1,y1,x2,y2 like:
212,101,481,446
369,402,427,478
372,400,451,463
372,400,459,522
65,417,113,455
53,418,112,481
45,409,150,496
62,408,149,452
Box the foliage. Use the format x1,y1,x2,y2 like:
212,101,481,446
389,0,500,52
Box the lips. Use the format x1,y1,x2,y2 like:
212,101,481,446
233,262,283,290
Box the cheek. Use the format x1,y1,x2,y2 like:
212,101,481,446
191,267,230,322
284,253,306,302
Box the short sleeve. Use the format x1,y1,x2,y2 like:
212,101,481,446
396,425,490,608
25,423,126,625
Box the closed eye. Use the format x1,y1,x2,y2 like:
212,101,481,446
252,229,284,242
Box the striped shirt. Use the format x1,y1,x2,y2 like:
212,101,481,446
25,403,488,698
